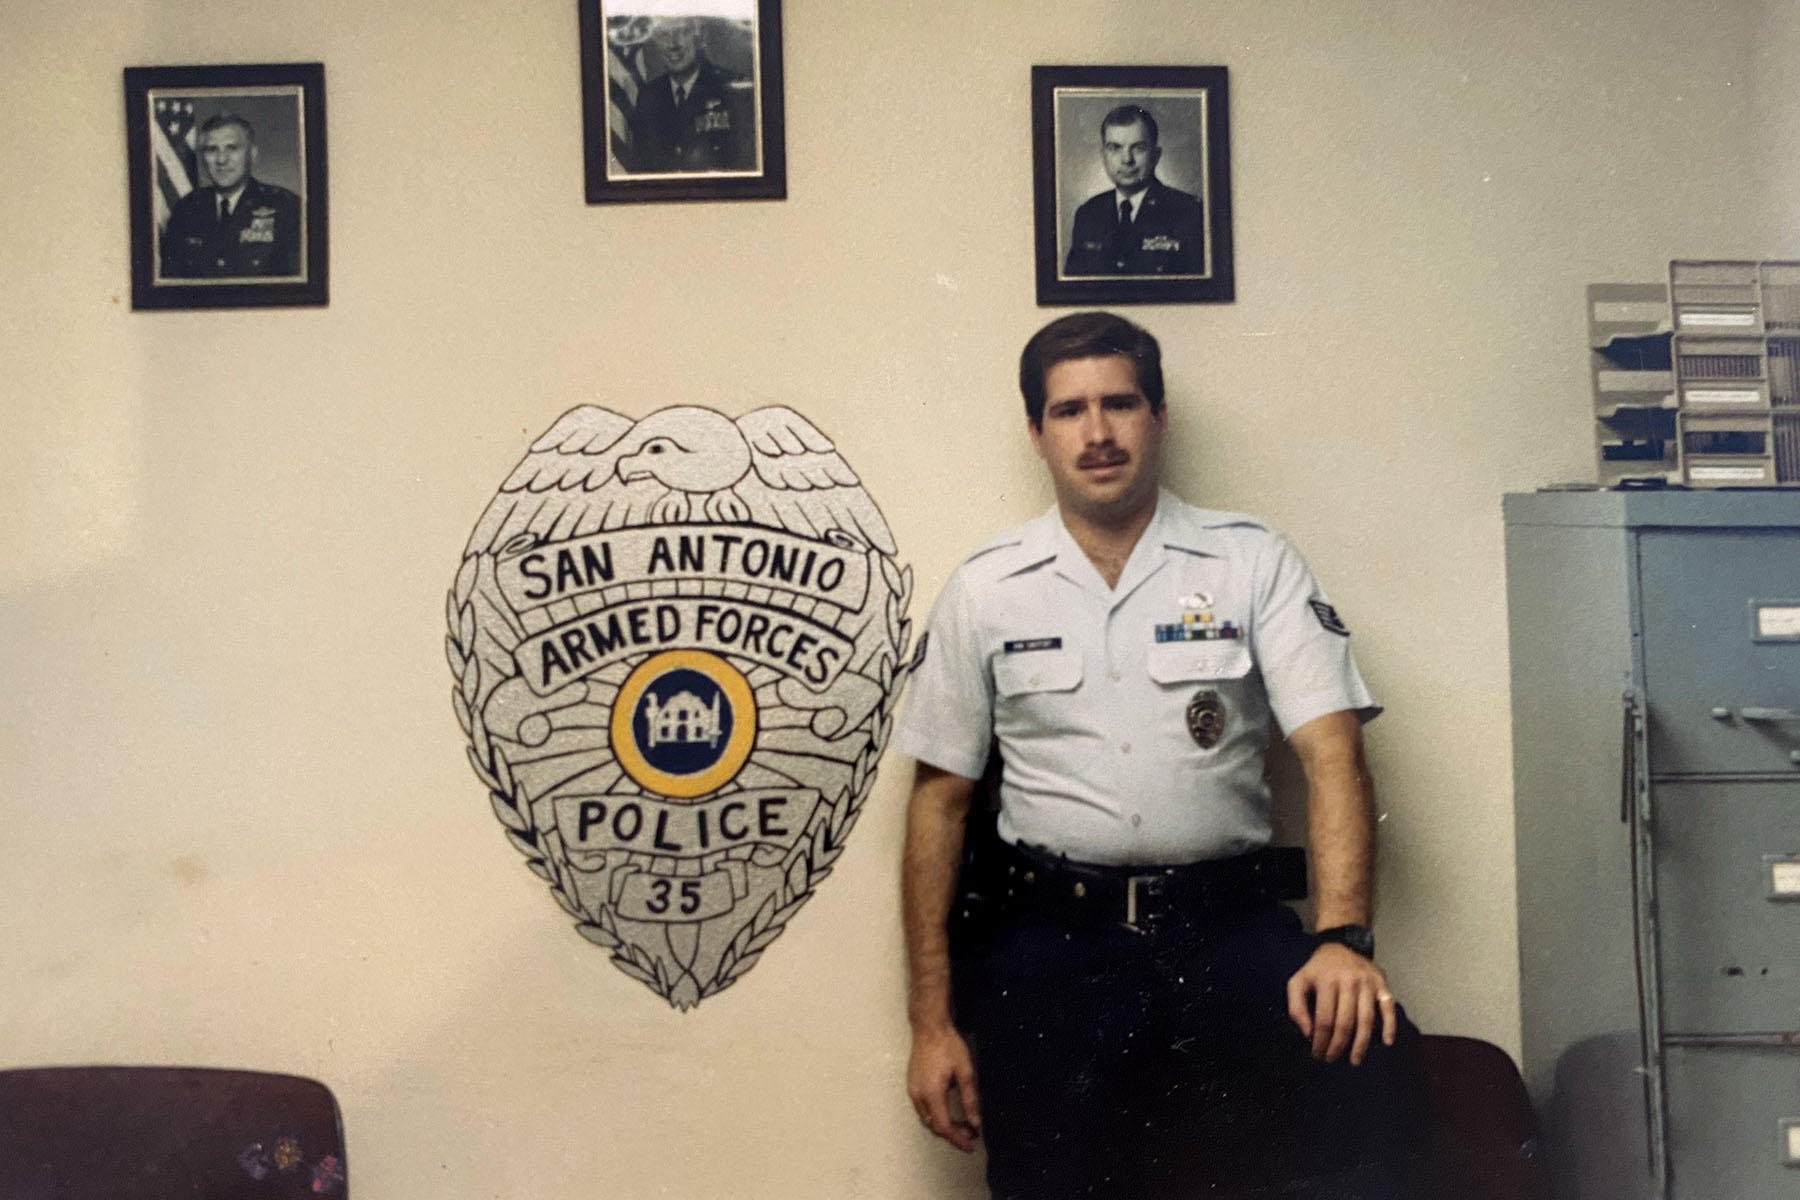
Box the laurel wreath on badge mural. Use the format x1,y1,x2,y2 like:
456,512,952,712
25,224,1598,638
446,405,912,1009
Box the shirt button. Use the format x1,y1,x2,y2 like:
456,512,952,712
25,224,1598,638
1110,671,1122,683
1028,674,1041,687
1120,741,1131,754
1130,813,1142,827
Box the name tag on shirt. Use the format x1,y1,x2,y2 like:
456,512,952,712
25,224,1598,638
1002,637,1062,654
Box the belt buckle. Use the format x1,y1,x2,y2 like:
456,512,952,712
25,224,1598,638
1123,873,1165,934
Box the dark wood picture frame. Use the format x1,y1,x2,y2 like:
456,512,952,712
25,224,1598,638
579,1,786,204
124,62,328,311
1033,65,1233,306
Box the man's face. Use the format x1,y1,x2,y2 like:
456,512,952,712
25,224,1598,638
1101,119,1159,194
200,124,253,191
1029,354,1165,524
653,19,700,75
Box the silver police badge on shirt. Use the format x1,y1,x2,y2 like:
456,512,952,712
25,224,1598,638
448,405,913,1008
1185,688,1226,749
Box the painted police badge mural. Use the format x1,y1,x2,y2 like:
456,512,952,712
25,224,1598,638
446,406,912,1008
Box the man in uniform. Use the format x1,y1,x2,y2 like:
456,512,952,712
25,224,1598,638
160,113,302,279
627,16,755,173
1064,105,1206,277
898,312,1430,1198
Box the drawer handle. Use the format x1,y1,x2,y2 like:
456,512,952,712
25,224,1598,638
1714,707,1800,722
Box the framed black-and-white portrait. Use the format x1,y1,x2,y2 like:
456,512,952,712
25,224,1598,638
1033,65,1233,306
124,63,328,311
579,0,786,204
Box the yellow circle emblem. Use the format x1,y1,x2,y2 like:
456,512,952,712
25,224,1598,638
610,650,757,798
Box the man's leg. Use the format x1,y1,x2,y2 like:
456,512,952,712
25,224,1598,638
961,914,1160,1200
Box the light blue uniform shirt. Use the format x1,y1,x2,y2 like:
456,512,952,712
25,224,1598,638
893,491,1379,867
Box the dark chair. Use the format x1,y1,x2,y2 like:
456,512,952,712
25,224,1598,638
1418,1035,1552,1200
0,1066,346,1199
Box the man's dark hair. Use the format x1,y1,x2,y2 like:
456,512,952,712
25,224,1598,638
1100,103,1158,145
198,112,255,142
1018,311,1164,428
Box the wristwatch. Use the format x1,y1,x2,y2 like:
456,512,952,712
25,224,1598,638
1314,923,1375,958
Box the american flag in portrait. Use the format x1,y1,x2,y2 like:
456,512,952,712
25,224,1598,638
151,97,197,232
605,14,651,173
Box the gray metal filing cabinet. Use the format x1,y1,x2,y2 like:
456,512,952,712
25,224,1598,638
1505,490,1800,1200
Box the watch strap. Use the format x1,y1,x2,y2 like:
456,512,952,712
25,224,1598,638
1314,923,1375,958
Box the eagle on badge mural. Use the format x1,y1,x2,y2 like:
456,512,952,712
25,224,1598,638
447,405,912,1008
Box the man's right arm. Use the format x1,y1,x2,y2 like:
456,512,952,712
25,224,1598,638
902,760,982,1152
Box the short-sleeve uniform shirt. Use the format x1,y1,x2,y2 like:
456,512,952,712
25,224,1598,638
893,492,1378,867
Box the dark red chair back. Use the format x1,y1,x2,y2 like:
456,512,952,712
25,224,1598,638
0,1066,345,1199
1419,1035,1553,1200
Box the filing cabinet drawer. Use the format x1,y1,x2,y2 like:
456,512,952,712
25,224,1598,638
1664,1044,1800,1200
1638,530,1800,775
1654,781,1800,1034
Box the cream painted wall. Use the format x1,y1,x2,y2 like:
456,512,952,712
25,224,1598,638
1,1,1792,1196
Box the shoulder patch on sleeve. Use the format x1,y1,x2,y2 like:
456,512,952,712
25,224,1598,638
1309,599,1350,637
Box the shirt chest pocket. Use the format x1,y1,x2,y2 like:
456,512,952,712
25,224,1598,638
993,648,1084,697
1146,640,1253,688
986,651,1094,766
992,648,1087,742
1148,641,1255,756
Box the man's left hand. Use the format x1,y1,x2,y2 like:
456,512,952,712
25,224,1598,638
1285,943,1397,1065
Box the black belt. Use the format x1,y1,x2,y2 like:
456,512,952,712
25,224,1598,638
996,840,1307,934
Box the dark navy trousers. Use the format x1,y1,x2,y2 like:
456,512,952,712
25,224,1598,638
957,903,1434,1199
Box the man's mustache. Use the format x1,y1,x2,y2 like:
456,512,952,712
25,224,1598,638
1076,447,1129,468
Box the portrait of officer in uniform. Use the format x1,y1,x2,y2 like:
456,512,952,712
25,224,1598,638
1063,104,1206,277
898,312,1431,1198
159,113,303,280
625,15,757,174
